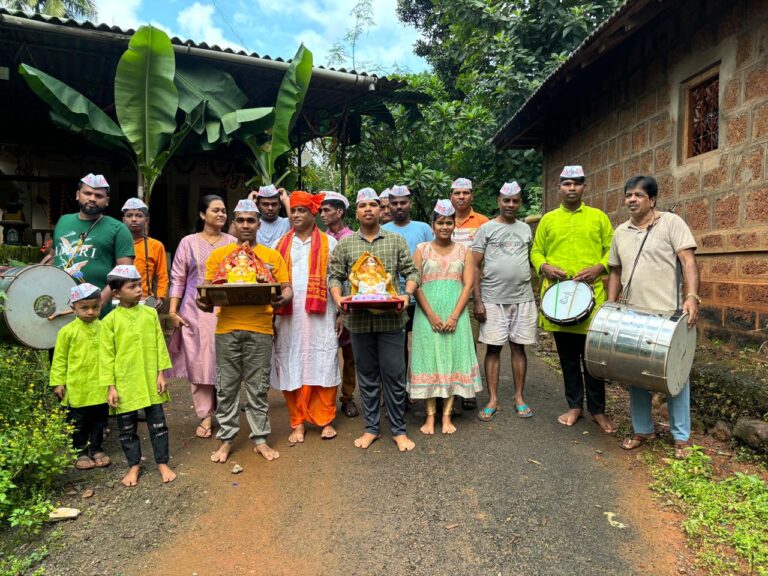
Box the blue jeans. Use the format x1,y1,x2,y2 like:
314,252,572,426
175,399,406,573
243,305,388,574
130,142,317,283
629,380,690,441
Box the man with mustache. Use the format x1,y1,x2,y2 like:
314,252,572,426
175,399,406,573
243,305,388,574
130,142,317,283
49,174,134,315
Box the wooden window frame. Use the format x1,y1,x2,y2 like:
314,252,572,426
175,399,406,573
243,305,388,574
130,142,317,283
681,65,720,161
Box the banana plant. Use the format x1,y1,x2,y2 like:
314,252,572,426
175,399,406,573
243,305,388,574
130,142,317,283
19,25,199,205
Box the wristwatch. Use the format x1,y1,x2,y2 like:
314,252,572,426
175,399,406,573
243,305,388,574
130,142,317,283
685,293,702,304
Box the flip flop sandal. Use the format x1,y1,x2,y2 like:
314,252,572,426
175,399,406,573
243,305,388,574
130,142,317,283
620,434,656,450
673,441,691,459
515,404,533,418
195,423,212,438
75,455,96,470
92,452,111,468
477,407,498,422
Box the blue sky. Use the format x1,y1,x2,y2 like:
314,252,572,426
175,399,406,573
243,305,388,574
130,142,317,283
93,0,428,74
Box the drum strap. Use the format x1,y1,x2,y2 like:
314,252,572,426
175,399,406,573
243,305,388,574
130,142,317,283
62,215,103,280
621,223,653,303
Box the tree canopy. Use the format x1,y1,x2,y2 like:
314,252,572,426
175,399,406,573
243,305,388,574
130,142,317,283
1,0,96,19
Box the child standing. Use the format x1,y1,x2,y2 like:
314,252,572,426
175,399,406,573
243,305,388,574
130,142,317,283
100,265,175,486
50,283,111,470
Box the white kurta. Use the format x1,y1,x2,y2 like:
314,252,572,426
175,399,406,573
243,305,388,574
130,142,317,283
271,233,340,392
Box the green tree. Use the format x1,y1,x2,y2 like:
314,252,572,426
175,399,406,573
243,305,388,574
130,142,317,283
327,0,376,70
1,0,96,19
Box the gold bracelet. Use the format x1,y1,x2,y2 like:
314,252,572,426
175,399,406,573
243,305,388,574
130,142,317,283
685,293,701,304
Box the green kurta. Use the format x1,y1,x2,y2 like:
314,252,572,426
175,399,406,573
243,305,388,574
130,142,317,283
99,305,172,415
49,318,106,408
530,203,613,334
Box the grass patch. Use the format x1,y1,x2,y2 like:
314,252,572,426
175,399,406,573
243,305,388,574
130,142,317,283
651,446,768,575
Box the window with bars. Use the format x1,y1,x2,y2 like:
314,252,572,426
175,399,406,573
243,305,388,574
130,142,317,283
684,69,720,159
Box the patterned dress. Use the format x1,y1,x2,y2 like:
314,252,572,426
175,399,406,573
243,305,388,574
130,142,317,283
408,242,482,399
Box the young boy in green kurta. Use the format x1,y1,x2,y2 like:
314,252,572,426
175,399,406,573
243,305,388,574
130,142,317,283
100,265,175,487
50,283,111,471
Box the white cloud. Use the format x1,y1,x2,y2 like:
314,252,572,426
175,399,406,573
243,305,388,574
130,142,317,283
176,2,246,51
93,0,143,28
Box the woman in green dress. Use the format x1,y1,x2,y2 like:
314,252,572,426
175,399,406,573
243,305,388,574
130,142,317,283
409,200,482,434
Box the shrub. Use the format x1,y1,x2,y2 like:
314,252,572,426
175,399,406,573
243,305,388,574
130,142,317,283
691,363,768,428
0,344,74,531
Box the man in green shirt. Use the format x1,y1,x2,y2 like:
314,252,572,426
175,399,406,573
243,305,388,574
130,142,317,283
530,165,616,434
329,188,420,452
49,174,134,314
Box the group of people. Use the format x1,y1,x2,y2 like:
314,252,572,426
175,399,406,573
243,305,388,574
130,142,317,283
47,163,701,487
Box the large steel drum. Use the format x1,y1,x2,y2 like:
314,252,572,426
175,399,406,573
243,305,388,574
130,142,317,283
584,302,696,396
0,265,77,349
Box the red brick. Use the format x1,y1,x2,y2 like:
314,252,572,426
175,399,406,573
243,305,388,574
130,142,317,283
686,199,710,231
716,283,740,300
725,308,756,330
620,106,636,130
640,150,654,174
619,133,632,158
737,31,754,67
632,122,649,152
595,168,608,191
752,102,768,140
591,192,606,212
649,113,670,144
723,78,741,111
654,144,672,171
678,169,701,196
703,158,729,192
606,190,619,213
742,258,768,277
637,93,657,120
656,83,670,108
745,188,768,223
730,232,759,249
624,156,640,180
607,138,618,162
609,163,623,186
701,233,724,249
726,113,748,146
656,172,673,197
699,281,714,299
744,284,768,305
710,258,735,276
714,195,740,228
734,146,764,184
590,145,602,167
745,62,768,101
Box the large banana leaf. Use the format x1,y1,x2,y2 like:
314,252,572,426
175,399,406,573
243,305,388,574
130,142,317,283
115,25,178,172
221,107,274,135
175,61,248,144
18,64,127,150
268,44,313,179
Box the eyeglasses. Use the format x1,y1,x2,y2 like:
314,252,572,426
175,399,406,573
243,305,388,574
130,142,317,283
235,217,258,224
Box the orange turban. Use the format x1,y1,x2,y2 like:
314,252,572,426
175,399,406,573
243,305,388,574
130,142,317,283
290,191,325,215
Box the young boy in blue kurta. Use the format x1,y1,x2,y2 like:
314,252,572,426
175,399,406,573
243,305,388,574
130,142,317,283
100,265,175,487
50,283,111,471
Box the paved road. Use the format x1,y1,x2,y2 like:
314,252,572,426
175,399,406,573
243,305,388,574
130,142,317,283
128,345,678,576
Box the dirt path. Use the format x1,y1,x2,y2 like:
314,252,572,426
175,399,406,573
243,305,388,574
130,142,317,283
40,347,693,576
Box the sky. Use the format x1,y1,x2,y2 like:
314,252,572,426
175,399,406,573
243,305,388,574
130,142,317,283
92,0,428,74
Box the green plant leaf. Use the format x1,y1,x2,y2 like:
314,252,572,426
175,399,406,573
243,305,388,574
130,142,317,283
221,107,274,135
114,25,179,171
269,44,313,179
18,64,125,149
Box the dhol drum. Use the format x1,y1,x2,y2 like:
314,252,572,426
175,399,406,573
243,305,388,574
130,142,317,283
584,302,696,396
541,280,595,326
0,265,77,349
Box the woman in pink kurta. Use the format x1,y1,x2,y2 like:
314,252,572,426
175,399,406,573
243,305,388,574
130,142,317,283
167,195,235,438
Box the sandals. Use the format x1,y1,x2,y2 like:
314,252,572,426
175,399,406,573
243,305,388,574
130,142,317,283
620,433,656,450
195,422,212,439
673,441,691,459
75,455,95,470
477,407,498,422
515,404,533,418
92,452,111,468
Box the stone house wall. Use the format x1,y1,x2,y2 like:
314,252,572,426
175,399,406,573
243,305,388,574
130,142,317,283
540,0,768,338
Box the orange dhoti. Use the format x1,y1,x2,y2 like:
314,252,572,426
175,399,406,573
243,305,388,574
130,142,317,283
283,385,338,428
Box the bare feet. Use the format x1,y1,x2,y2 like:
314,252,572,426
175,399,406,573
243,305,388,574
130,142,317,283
557,408,582,427
354,432,381,449
592,413,618,434
321,425,337,440
210,441,232,463
195,416,212,439
254,443,280,461
441,415,457,435
158,463,176,483
288,423,305,444
420,415,435,435
121,465,141,487
393,434,416,452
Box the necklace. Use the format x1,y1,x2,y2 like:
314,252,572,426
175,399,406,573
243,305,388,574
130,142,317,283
199,231,223,246
633,209,656,230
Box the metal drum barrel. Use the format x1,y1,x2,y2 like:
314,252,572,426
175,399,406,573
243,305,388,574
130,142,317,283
0,265,77,349
584,302,696,396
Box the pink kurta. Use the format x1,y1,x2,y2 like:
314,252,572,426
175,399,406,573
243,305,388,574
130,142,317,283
166,233,236,385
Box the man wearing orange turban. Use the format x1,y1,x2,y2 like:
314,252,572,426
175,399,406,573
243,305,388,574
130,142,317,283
271,192,341,442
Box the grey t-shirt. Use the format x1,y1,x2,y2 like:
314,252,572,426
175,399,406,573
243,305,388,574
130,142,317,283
257,216,291,248
472,219,534,304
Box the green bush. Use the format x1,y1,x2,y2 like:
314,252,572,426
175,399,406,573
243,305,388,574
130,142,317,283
0,245,41,266
691,364,768,428
0,344,74,531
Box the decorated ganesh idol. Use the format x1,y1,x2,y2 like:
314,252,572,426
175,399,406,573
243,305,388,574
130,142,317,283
349,252,397,301
212,241,275,285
